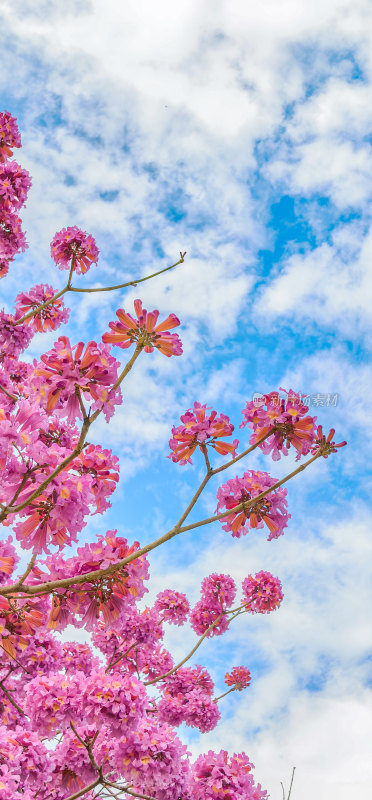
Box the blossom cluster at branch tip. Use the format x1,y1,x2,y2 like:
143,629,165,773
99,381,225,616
50,225,99,274
242,571,283,614
225,666,252,690
102,298,183,356
311,425,347,457
241,388,318,461
0,111,21,162
15,283,70,332
216,470,290,540
168,401,238,464
190,574,236,637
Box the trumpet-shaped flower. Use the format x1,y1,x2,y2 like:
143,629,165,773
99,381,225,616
241,388,317,461
0,161,31,211
15,284,70,332
225,666,252,690
0,111,21,162
242,571,283,614
216,470,290,540
168,402,238,464
51,226,99,273
102,298,182,356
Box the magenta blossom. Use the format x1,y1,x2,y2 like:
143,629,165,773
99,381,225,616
168,401,238,465
242,571,283,614
102,298,183,356
155,589,190,625
50,226,99,274
15,283,70,332
0,161,31,211
225,666,251,690
0,111,21,162
216,470,290,540
241,388,318,461
0,211,27,259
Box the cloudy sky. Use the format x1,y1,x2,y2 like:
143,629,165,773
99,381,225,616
2,0,372,798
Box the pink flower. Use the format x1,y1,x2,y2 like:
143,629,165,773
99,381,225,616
225,666,251,690
33,336,120,422
0,310,33,357
168,402,238,465
311,425,347,457
216,470,290,540
0,111,21,162
15,284,70,332
102,298,183,357
0,535,19,584
0,161,31,211
158,665,219,732
242,571,283,614
190,601,230,637
241,389,317,461
50,226,99,274
0,211,27,259
0,259,10,278
189,750,267,800
112,719,190,800
155,589,190,625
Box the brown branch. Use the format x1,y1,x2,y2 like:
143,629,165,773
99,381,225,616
214,686,236,702
103,780,157,800
17,554,37,587
62,777,102,800
68,253,186,294
210,429,274,475
70,722,101,774
14,286,69,325
0,344,143,523
0,682,27,716
0,452,322,598
0,383,17,402
145,612,225,685
146,607,245,685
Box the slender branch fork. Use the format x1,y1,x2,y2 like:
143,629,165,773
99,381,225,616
14,253,186,325
1,446,323,598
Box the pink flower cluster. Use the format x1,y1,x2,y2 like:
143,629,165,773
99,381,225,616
242,572,283,614
0,535,19,585
0,111,21,161
241,388,318,461
190,573,236,637
168,401,239,464
225,666,252,690
15,283,70,332
189,750,267,800
31,335,121,422
216,470,290,540
158,665,220,732
155,588,190,625
0,112,28,278
311,425,347,457
102,298,183,357
50,225,99,274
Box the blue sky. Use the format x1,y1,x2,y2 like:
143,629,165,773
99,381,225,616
1,1,372,798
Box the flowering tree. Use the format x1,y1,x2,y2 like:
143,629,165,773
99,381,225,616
0,111,346,800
